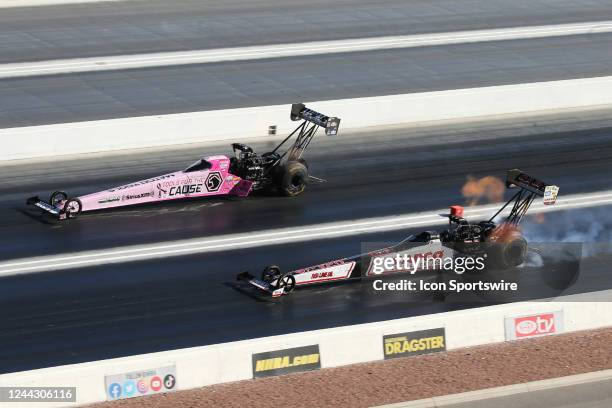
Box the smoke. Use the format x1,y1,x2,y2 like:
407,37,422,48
522,251,544,267
522,206,612,257
522,207,611,243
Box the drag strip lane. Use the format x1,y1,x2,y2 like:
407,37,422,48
4,21,612,78
4,33,612,128
2,117,612,261
3,0,612,64
2,190,612,276
0,206,609,374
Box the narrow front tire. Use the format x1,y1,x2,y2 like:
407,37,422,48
261,265,282,283
63,198,82,219
50,191,68,206
275,273,296,294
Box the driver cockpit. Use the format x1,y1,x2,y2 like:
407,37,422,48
185,159,212,173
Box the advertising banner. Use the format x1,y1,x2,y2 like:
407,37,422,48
105,365,177,401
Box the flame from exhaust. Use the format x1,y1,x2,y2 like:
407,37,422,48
461,175,505,206
489,222,522,243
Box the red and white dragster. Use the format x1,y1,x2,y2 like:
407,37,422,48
237,170,559,297
26,104,340,220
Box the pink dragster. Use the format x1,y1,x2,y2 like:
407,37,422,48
27,104,341,220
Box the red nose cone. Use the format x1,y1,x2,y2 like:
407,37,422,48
450,205,464,217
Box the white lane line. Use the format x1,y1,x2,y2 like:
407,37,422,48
0,0,121,8
2,21,612,79
1,190,612,276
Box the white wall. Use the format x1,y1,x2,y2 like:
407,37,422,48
1,299,610,407
3,76,612,161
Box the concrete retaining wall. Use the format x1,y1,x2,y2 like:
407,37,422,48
3,76,612,161
1,299,610,407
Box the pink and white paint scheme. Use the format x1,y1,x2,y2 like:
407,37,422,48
28,155,253,219
27,103,343,220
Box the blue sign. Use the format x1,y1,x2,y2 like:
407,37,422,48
123,380,136,397
108,383,122,399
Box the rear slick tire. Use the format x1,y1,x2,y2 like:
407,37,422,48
278,161,308,197
488,235,528,269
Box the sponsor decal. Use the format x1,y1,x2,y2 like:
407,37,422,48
311,271,333,279
294,261,356,284
98,196,120,204
299,259,347,273
156,183,168,198
168,183,203,196
383,328,446,359
206,172,223,192
104,365,177,401
122,191,155,201
252,345,320,378
516,172,547,193
543,185,559,205
505,311,564,340
108,174,175,192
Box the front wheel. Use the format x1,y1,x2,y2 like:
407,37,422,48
275,273,296,294
63,198,82,219
261,265,282,283
277,161,308,197
50,191,68,206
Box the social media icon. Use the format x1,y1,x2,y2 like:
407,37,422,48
108,383,122,399
164,374,176,390
123,380,136,397
150,376,163,392
137,380,148,394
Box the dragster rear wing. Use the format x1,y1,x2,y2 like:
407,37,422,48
290,103,341,136
488,169,559,224
506,169,559,205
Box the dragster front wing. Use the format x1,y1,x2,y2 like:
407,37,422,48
26,196,66,219
237,271,287,297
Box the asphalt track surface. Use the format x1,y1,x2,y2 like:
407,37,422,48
3,112,612,261
3,32,612,128
0,217,610,375
1,113,612,374
2,0,612,64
